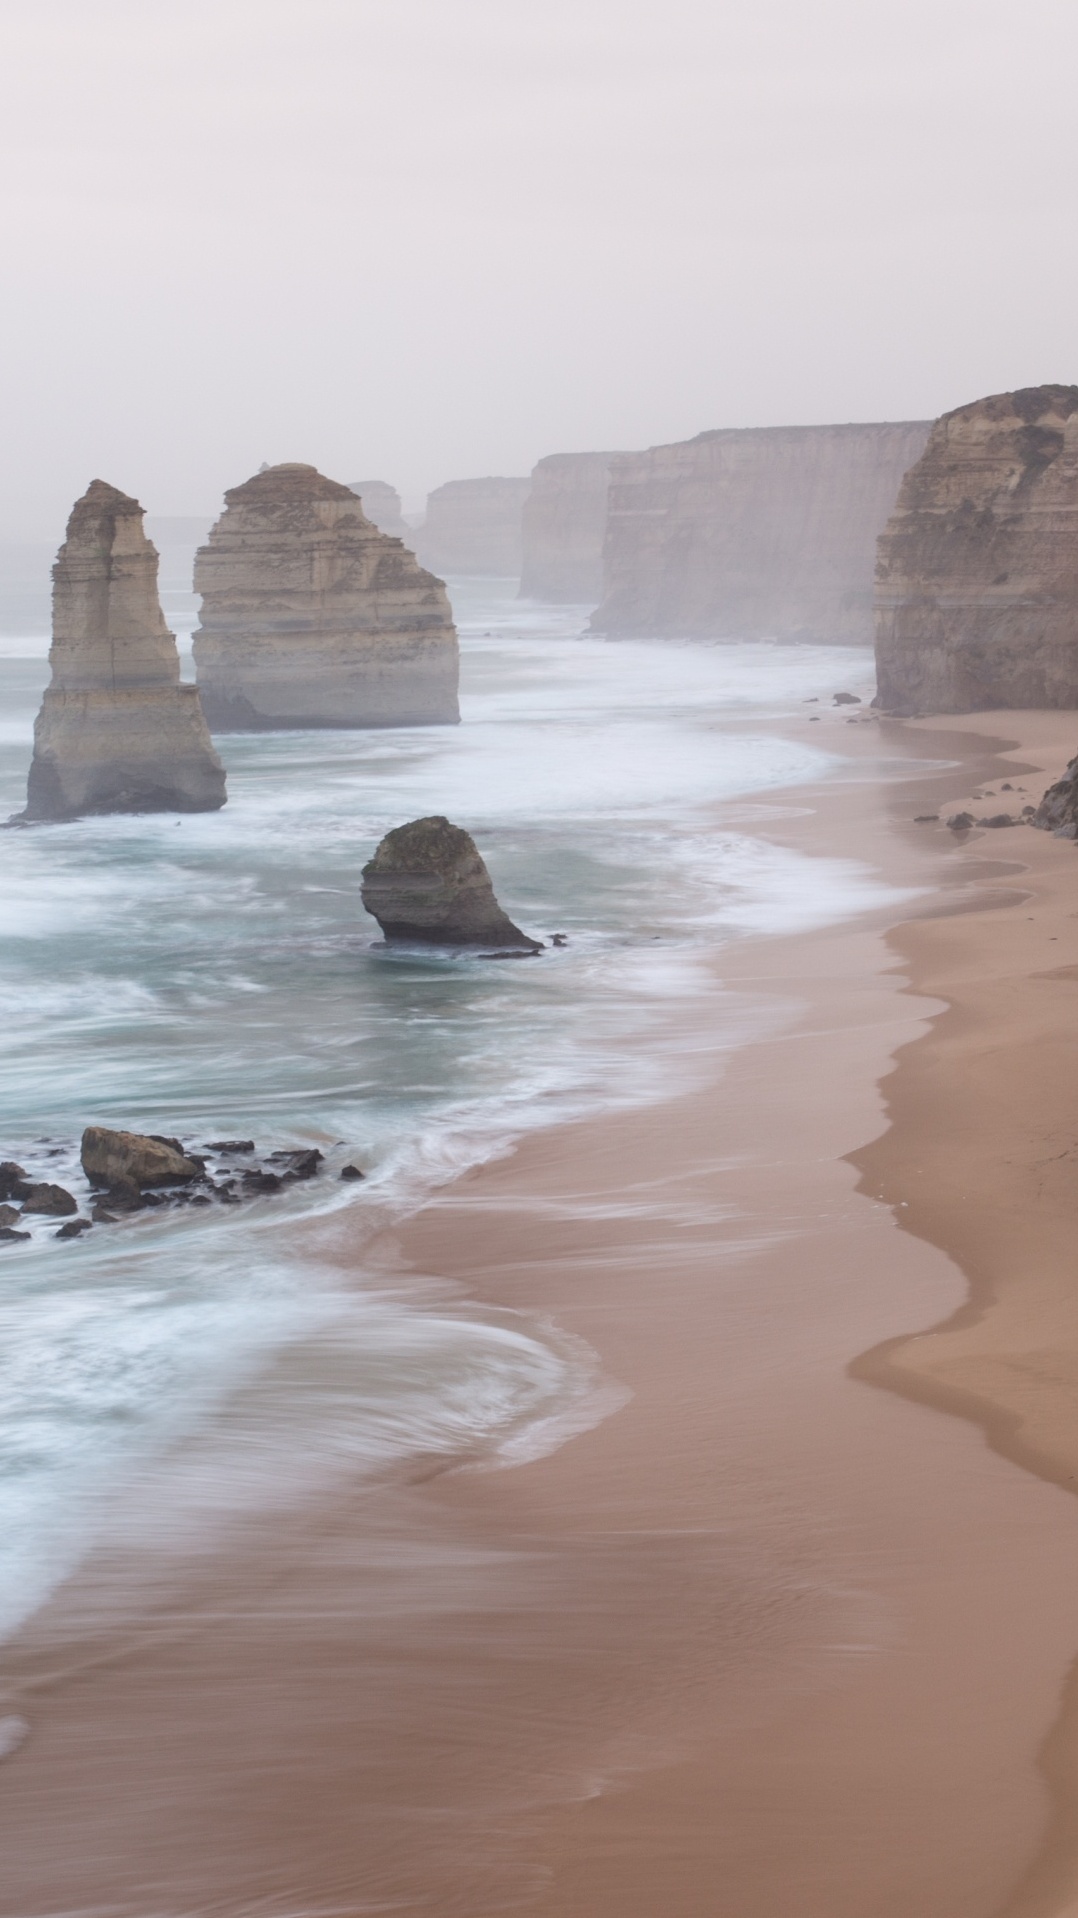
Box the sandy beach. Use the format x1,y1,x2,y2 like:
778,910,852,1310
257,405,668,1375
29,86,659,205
5,709,1078,1914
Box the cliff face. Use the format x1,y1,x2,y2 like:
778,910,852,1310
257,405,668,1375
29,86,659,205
591,422,931,642
519,452,621,603
414,477,531,578
875,387,1078,714
346,480,410,543
192,464,459,729
21,481,225,821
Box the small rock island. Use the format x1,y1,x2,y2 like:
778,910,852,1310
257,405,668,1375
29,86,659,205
19,481,226,821
193,464,460,729
361,816,541,951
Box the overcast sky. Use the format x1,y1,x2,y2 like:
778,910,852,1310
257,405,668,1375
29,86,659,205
2,0,1076,537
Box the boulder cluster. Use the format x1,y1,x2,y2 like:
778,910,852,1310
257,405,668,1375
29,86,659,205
0,1128,364,1246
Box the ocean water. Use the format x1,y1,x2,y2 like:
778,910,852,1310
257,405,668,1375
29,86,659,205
0,579,895,1640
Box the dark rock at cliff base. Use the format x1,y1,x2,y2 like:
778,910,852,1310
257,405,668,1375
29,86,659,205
21,1183,77,1217
81,1127,201,1189
833,692,862,705
1033,756,1078,837
361,817,541,951
875,386,1078,714
979,814,1019,828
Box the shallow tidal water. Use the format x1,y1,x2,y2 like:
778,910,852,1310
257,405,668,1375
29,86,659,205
0,579,892,1639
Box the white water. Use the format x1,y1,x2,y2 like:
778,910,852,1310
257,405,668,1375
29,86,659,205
0,580,899,1639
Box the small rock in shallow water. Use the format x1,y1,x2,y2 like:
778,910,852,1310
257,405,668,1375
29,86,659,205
21,1182,77,1217
242,1169,283,1194
267,1147,323,1179
91,1205,119,1224
833,692,862,705
339,1164,365,1181
978,814,1018,828
205,1139,255,1155
0,1228,31,1243
914,815,938,823
551,933,569,946
0,1204,21,1229
82,1126,201,1189
946,812,976,830
0,1163,29,1202
55,1218,92,1239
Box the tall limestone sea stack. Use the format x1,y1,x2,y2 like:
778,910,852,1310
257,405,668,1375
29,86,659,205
591,422,931,642
193,464,459,729
874,386,1078,714
20,482,225,822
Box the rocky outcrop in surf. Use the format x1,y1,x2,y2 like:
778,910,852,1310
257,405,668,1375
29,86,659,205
193,464,459,729
414,478,532,578
874,386,1078,715
590,422,930,642
519,452,621,603
19,482,226,822
361,816,541,950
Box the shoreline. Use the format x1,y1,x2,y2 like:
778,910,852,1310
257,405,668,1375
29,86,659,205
3,713,1078,1911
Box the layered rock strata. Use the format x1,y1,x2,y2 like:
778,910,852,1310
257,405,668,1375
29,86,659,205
591,422,931,642
874,387,1078,714
20,483,226,821
346,480,411,543
519,452,622,603
414,477,532,578
193,465,459,729
361,816,540,949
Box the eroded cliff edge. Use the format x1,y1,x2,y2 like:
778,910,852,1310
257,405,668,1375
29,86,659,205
519,452,622,604
874,385,1078,715
20,481,225,821
192,464,459,729
590,421,930,642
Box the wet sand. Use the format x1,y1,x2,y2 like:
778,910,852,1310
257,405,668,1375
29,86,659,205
4,712,1078,1914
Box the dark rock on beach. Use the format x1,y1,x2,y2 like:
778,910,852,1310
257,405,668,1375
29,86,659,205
946,813,977,831
1033,756,1078,837
361,816,541,951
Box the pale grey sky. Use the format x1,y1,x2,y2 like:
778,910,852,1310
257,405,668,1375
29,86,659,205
2,0,1076,538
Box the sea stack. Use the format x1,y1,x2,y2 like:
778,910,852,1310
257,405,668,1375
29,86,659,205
193,464,459,729
590,422,931,642
20,482,226,822
361,816,540,950
875,386,1078,714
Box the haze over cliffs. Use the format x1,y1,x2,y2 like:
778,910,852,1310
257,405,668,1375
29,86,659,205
346,481,411,544
519,452,621,603
414,477,531,578
21,481,225,822
875,386,1078,715
590,422,931,643
193,464,459,729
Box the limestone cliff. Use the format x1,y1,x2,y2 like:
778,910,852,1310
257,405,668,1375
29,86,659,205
874,387,1078,714
192,464,459,729
519,452,621,603
346,480,410,543
414,478,532,578
590,422,931,642
20,482,225,822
